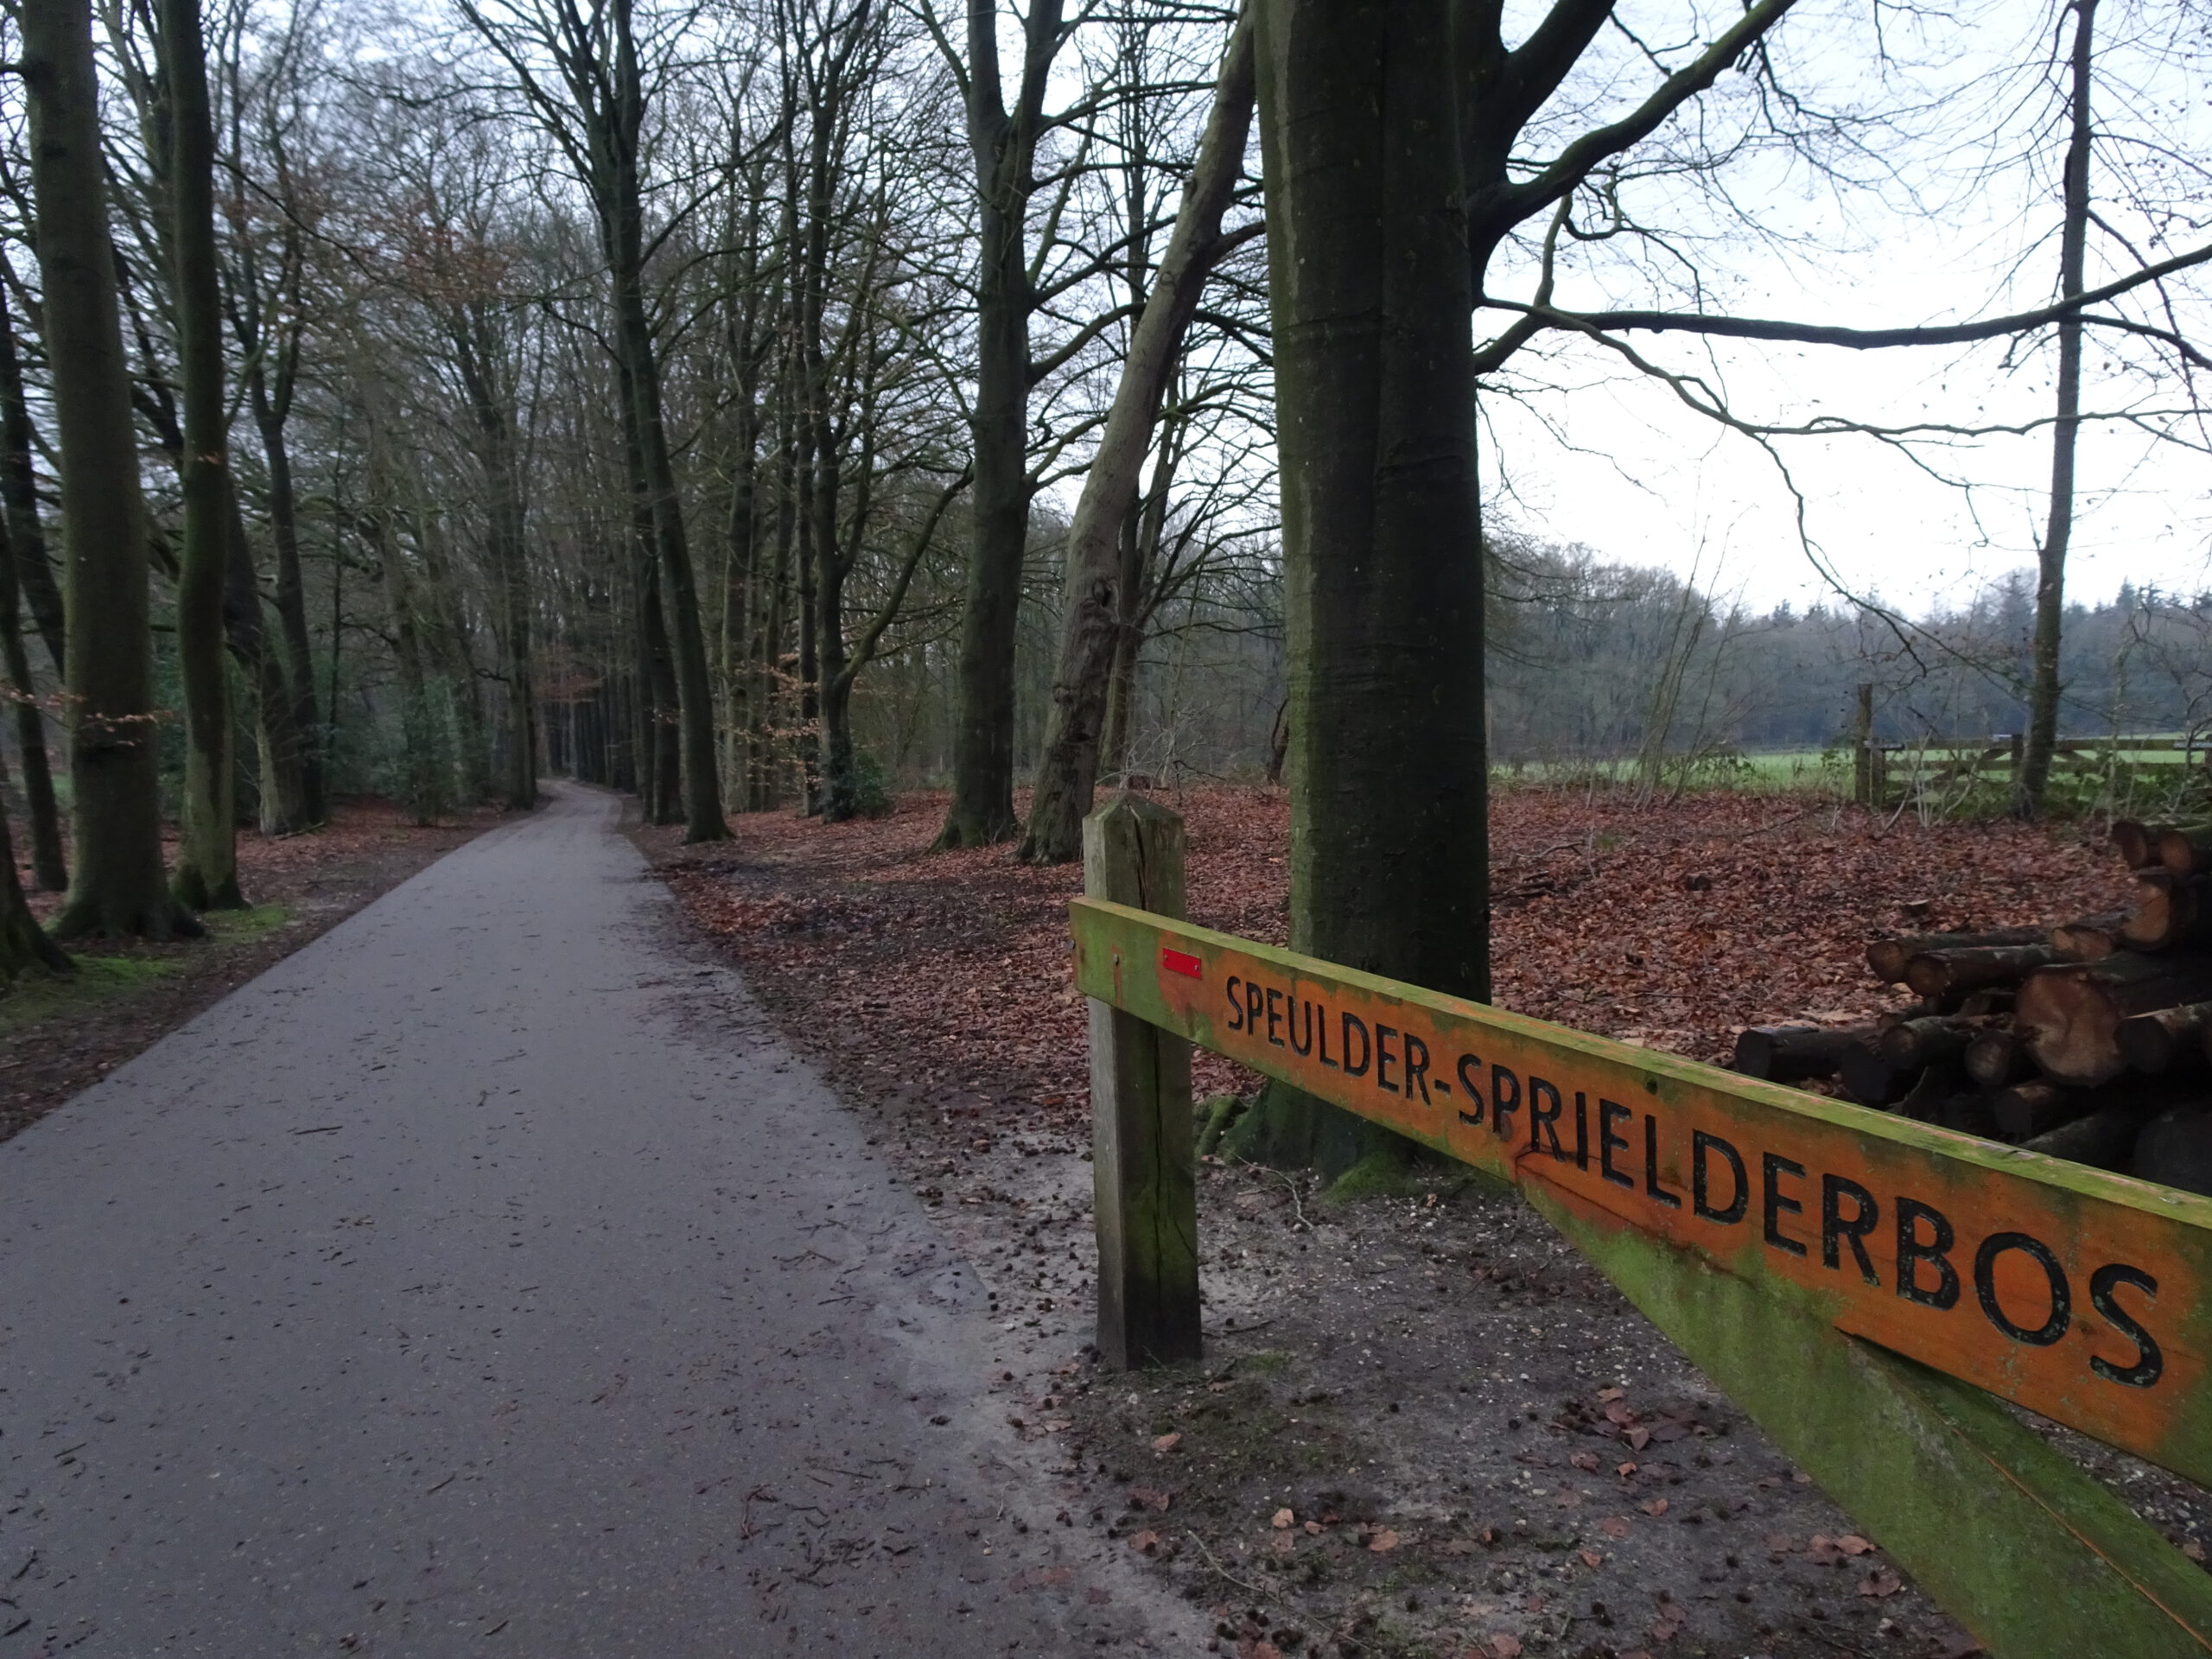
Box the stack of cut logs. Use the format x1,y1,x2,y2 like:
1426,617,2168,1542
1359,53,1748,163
1732,817,2212,1194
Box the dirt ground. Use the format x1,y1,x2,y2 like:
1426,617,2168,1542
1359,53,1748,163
638,784,2212,1659
0,798,500,1146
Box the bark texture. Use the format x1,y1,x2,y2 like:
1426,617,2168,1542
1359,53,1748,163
935,0,1064,850
161,0,245,912
1018,13,1256,864
2017,0,2096,818
1229,0,1487,1178
22,0,198,939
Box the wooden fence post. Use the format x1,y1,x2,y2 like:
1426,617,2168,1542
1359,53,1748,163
1853,682,1875,806
1084,792,1201,1370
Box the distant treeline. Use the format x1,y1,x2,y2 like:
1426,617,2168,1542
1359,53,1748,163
1485,542,2212,766
969,531,2212,787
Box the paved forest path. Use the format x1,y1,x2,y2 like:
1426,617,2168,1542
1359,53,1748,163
0,784,1189,1656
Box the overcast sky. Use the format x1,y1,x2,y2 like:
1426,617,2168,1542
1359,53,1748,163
1474,0,2209,616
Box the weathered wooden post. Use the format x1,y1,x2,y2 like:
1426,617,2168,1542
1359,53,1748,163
1852,682,1875,806
1084,792,1201,1370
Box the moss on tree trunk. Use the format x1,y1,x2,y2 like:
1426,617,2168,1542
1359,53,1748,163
1229,0,1488,1181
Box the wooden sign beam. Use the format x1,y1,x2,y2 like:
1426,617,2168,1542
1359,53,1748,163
1070,896,2212,1490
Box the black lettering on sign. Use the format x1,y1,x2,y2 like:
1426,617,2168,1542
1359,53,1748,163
1455,1054,1484,1127
1403,1033,1433,1104
1319,1006,1338,1070
1265,988,1286,1047
1896,1198,1961,1310
2088,1264,2163,1389
1491,1066,1522,1141
1245,981,1264,1035
1573,1092,1591,1171
1762,1154,1808,1257
1224,976,1244,1032
1341,1014,1371,1078
1973,1232,2069,1346
1599,1100,1632,1189
1375,1025,1400,1094
1821,1175,1880,1286
1528,1077,1565,1158
1643,1117,1682,1209
1289,999,1316,1058
1693,1131,1748,1225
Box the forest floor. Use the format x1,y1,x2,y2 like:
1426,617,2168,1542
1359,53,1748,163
639,783,2209,1659
0,797,502,1147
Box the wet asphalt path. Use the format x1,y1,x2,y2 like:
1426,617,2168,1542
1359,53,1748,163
0,784,1188,1656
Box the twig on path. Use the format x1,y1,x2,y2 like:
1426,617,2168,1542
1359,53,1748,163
1184,1530,1272,1599
289,1124,344,1135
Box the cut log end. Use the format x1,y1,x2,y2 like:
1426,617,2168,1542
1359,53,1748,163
2113,818,2153,870
1731,1025,1867,1084
1903,944,2059,1001
2115,1001,2212,1076
2132,1105,2212,1198
1867,926,2044,986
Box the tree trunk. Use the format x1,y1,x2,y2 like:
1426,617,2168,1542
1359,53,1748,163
161,0,243,912
934,0,1065,850
0,283,67,678
638,539,682,826
2017,0,2096,819
408,493,489,800
1019,12,1256,863
22,0,198,940
591,0,724,843
218,477,311,834
0,549,65,892
1229,0,1484,1179
0,764,67,982
248,369,326,824
937,191,1028,848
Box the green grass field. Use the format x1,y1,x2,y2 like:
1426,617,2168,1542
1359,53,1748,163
1492,741,2207,814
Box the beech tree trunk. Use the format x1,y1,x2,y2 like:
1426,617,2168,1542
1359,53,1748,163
1230,0,1486,1178
22,0,197,940
935,0,1065,850
0,774,67,982
1019,12,1256,863
2017,0,2096,818
248,369,327,825
0,525,65,891
0,284,67,679
161,0,244,912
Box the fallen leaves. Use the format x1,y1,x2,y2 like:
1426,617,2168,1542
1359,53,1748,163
1149,1432,1181,1454
1270,1508,1294,1529
1808,1531,1875,1565
652,785,2134,1168
1599,1516,1630,1540
1128,1487,1173,1513
1859,1569,1904,1598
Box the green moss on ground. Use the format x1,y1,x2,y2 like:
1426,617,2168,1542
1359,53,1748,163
0,904,290,1032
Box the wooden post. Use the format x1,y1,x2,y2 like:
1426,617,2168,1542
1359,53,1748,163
1853,682,1875,806
1084,792,1200,1370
